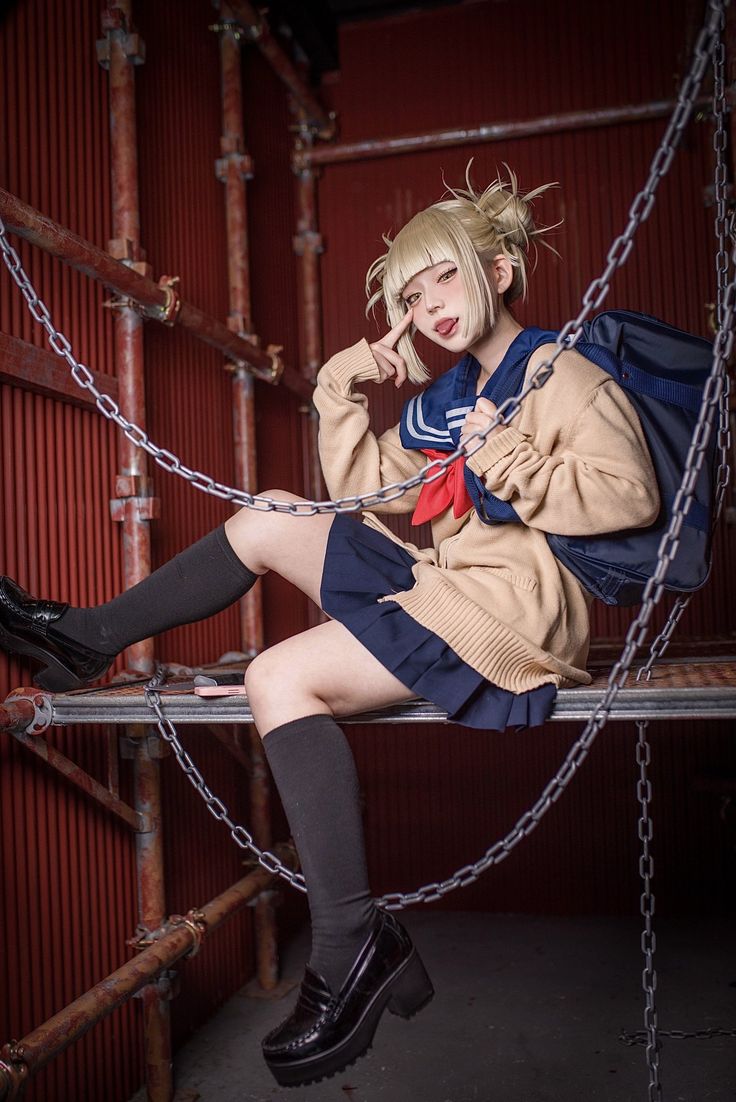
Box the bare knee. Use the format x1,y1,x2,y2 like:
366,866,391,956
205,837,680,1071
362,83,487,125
246,649,331,737
226,489,304,533
224,489,309,573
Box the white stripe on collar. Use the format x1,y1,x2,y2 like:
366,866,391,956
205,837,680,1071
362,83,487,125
406,393,452,444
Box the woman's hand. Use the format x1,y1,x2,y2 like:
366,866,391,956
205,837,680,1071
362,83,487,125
369,308,413,388
459,397,505,449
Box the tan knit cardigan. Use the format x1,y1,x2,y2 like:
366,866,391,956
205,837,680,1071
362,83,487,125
314,338,660,692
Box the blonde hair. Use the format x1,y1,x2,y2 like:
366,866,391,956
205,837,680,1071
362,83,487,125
365,165,558,384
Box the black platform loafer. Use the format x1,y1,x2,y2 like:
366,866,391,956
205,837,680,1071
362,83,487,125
0,577,113,692
262,908,434,1087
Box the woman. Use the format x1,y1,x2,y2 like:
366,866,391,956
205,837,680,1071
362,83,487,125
0,170,659,1086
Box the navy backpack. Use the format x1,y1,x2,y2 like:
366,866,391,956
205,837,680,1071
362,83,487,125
544,310,717,606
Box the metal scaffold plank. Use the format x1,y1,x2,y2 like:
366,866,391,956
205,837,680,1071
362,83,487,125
10,657,734,728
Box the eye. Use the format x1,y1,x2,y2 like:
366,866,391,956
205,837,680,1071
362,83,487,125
438,266,457,283
403,291,420,307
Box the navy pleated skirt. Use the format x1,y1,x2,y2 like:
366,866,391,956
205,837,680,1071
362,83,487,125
320,514,556,731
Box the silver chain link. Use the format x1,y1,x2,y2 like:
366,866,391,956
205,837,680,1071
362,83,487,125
3,10,733,1101
144,671,307,891
0,6,723,519
628,65,735,1078
144,183,735,910
2,1,728,910
634,720,662,1100
628,38,736,1073
618,714,736,1096
622,1027,736,1045
637,4,732,683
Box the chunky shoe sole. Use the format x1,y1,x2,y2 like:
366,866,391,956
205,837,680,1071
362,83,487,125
265,948,434,1088
0,621,110,692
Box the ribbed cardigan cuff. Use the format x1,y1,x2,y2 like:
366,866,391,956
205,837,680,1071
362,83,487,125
320,338,381,393
465,426,527,479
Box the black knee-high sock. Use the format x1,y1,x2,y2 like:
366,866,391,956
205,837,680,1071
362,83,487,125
263,714,378,995
55,524,258,655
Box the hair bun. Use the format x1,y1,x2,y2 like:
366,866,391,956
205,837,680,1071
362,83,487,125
365,163,559,384
478,184,535,250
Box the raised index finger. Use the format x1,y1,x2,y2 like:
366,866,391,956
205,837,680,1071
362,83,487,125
382,307,414,348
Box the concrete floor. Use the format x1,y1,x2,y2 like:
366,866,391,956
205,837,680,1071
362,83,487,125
131,913,735,1102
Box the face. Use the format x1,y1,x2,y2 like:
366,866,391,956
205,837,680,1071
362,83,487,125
401,261,481,354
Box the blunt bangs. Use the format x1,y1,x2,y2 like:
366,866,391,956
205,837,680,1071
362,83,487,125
367,208,495,384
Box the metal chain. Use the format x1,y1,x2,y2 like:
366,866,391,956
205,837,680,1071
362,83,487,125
0,3,723,520
711,8,734,525
140,183,736,909
143,264,733,907
0,0,728,906
622,1027,736,1045
31,0,726,906
632,42,736,1067
618,716,736,1099
144,671,307,892
713,13,730,333
634,720,662,1101
638,5,732,683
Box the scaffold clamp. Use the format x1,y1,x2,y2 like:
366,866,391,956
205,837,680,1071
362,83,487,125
2,690,53,736
170,909,208,957
154,276,182,326
0,1042,28,1100
265,343,285,383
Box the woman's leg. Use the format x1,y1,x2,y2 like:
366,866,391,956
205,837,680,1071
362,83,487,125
250,621,432,1088
246,620,417,994
53,491,333,653
0,490,338,689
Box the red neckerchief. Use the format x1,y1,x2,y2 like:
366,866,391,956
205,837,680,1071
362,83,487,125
411,448,473,526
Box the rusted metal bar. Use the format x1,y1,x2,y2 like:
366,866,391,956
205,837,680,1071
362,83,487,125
1,688,54,735
0,187,313,402
292,109,326,530
99,5,171,1099
132,733,169,1102
8,726,144,830
202,723,252,774
219,0,335,140
0,853,297,1098
298,98,711,168
0,330,119,409
102,0,153,678
216,12,279,994
216,15,264,659
232,369,264,653
217,11,253,340
0,698,36,735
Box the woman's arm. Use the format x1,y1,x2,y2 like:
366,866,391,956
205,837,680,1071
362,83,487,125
313,338,426,515
463,357,660,536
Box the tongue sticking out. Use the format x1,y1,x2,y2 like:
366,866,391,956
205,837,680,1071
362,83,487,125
436,318,457,337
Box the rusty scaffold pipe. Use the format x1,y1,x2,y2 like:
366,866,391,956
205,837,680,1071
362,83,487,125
0,330,120,409
217,0,336,141
292,106,326,534
98,0,153,679
0,698,37,735
215,7,264,659
297,99,707,168
97,4,172,1099
214,10,279,994
0,853,298,1101
0,187,314,403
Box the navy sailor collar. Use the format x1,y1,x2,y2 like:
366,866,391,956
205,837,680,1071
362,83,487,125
399,326,557,452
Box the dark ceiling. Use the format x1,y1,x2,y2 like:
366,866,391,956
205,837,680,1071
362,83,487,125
267,0,463,77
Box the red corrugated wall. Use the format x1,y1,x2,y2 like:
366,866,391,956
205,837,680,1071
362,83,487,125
0,0,307,1099
1,0,734,1099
